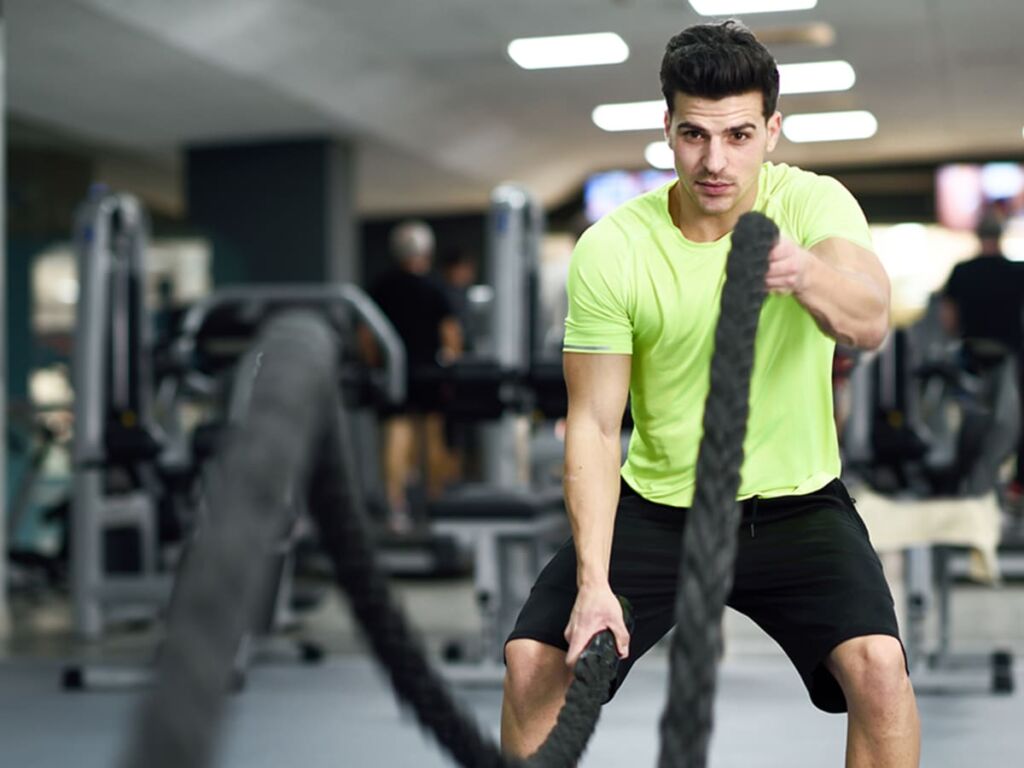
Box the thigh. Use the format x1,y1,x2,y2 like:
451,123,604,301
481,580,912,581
506,492,686,695
383,416,415,464
729,499,900,712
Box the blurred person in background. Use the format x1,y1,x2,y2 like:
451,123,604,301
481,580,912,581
940,208,1024,505
436,246,479,352
434,247,480,483
362,220,463,533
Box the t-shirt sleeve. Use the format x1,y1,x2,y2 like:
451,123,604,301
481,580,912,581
791,174,874,252
562,223,634,355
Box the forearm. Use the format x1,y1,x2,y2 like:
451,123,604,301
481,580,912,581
439,317,463,362
563,420,622,588
357,325,381,367
796,255,889,349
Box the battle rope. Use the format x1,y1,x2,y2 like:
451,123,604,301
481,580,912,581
657,211,777,768
120,313,338,768
121,211,773,768
120,311,624,768
308,379,631,767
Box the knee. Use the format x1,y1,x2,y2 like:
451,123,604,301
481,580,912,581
504,640,571,711
830,635,911,707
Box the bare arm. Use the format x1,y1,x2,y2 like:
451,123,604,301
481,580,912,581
438,316,464,363
561,351,632,665
356,324,381,368
938,296,960,338
767,236,890,350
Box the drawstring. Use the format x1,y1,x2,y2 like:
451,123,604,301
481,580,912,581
749,496,758,538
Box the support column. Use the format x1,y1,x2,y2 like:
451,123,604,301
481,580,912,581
1,2,10,640
326,141,358,285
186,137,358,286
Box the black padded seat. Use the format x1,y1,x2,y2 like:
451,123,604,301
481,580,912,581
427,484,569,667
428,484,564,521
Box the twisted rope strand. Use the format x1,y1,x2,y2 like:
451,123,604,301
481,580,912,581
657,212,777,768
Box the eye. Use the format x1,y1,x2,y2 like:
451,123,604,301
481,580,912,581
680,129,703,141
732,132,752,142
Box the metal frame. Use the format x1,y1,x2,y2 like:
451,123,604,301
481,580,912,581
70,191,163,639
479,184,542,488
172,283,405,406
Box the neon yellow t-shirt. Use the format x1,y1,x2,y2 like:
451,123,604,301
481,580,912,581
563,162,874,507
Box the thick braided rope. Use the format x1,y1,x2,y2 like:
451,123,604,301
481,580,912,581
308,359,619,768
657,212,777,768
120,312,339,768
121,310,619,768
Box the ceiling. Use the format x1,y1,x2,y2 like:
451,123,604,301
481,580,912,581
8,0,1024,216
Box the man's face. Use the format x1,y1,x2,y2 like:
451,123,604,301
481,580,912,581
663,90,781,221
447,262,476,287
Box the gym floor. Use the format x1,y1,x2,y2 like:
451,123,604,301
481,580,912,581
2,572,1023,767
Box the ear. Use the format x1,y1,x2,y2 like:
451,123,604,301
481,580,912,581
765,111,782,152
663,108,672,146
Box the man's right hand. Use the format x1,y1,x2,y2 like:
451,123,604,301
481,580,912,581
563,583,631,668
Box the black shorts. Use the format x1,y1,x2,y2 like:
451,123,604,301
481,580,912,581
506,478,903,713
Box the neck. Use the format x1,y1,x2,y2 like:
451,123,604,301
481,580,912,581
669,176,760,243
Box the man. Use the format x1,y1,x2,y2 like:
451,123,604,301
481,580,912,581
940,211,1024,501
501,20,920,766
365,220,462,533
432,246,480,483
436,247,479,349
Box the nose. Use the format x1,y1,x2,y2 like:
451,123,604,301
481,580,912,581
703,138,726,176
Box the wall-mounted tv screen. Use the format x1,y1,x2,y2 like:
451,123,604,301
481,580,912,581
935,162,1024,231
583,169,676,223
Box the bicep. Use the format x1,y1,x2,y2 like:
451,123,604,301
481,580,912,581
563,352,631,435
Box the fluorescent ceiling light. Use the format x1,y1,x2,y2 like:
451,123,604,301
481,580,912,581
508,32,629,70
689,0,817,15
645,141,675,170
778,60,855,95
593,100,664,131
782,110,878,142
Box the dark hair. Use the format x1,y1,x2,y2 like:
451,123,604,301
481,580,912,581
660,20,780,119
976,209,1005,241
440,247,475,271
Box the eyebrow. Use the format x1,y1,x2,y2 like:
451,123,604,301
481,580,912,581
678,121,758,134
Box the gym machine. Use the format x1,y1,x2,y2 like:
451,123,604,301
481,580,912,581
848,326,1017,694
64,189,409,687
70,189,168,641
429,184,571,677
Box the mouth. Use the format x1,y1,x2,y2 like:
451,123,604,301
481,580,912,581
696,180,733,197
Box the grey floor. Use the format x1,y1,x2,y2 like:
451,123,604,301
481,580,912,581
2,574,1023,768
2,650,1022,767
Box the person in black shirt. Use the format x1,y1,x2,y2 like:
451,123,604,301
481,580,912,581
433,247,481,481
365,220,462,533
436,247,479,353
940,210,1024,493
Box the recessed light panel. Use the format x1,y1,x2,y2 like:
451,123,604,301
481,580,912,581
782,110,878,142
508,32,629,70
592,100,665,131
778,60,855,95
689,0,817,15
